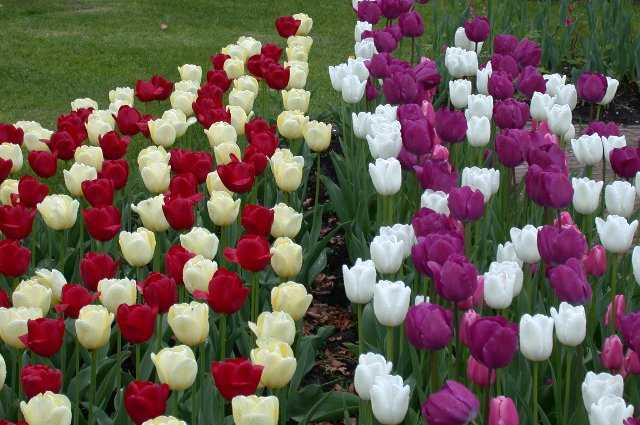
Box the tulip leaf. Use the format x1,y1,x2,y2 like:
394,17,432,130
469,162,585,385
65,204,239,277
289,325,334,391
289,385,358,422
0,385,17,420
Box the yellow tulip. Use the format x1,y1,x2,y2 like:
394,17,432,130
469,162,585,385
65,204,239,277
271,281,313,321
250,338,297,389
232,395,279,425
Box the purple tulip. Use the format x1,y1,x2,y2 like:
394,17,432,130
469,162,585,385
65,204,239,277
365,79,378,101
414,158,459,192
357,1,382,24
414,58,441,90
468,316,518,369
367,53,392,79
621,312,640,354
435,108,467,144
488,71,515,100
585,121,620,137
422,381,480,425
397,103,424,121
489,396,519,425
525,164,573,209
526,143,568,173
464,16,490,43
412,233,464,276
399,11,424,37
493,99,529,129
404,302,453,350
467,356,496,387
383,71,423,104
493,34,519,55
397,147,422,169
491,54,520,80
448,186,485,222
537,225,587,265
496,129,528,168
547,258,592,305
625,419,640,425
412,207,461,238
517,66,546,98
601,335,624,372
379,0,413,19
429,254,478,302
401,118,435,155
610,146,640,179
513,38,541,68
387,23,403,41
577,72,608,103
583,244,607,277
374,29,398,53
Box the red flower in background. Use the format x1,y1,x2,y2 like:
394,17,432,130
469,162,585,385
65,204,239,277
0,124,24,145
197,84,224,106
17,176,49,208
247,55,266,78
99,159,129,190
211,358,263,400
0,204,36,240
21,364,62,399
206,70,231,92
217,155,255,194
139,272,177,314
241,204,274,236
115,105,142,136
124,381,170,425
28,151,57,178
264,63,290,90
164,245,194,285
224,234,271,272
48,131,78,160
262,43,283,61
116,304,157,344
99,131,130,160
210,53,230,70
194,267,249,314
83,206,121,241
80,252,118,291
82,178,115,207
0,240,30,277
170,149,212,184
55,284,98,318
0,158,12,182
275,16,301,38
135,75,174,102
19,318,65,357
57,111,88,143
162,193,202,230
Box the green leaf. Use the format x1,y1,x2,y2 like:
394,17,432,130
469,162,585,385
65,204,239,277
289,326,334,391
289,385,359,422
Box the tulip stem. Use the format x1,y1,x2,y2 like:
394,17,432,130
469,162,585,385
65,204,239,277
89,350,97,425
251,272,259,324
156,315,162,353
386,326,394,365
410,37,416,65
277,388,288,425
135,344,141,380
453,306,463,381
74,340,79,425
357,303,364,355
116,329,121,390
563,350,573,425
532,362,539,425
429,350,438,391
219,314,227,360
314,152,321,212
609,254,620,335
59,229,68,272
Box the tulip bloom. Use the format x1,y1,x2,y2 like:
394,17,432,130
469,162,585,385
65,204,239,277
467,356,496,387
217,156,256,193
28,151,57,178
469,316,518,369
162,194,202,231
99,159,129,190
0,240,31,277
151,345,197,391
83,206,121,241
404,302,453,350
81,178,114,207
0,204,36,240
124,380,171,425
448,186,484,222
139,273,177,314
19,318,65,357
370,374,410,425
116,303,157,344
519,314,554,362
211,358,263,400
164,244,195,285
224,234,271,272
55,284,98,319
577,72,607,103
135,76,174,102
422,380,480,425
489,396,519,425
20,364,62,399
550,302,586,347
241,204,275,236
17,176,48,208
79,252,118,291
194,267,248,314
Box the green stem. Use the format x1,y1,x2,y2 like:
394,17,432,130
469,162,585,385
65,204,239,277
135,344,141,380
116,329,121,390
156,315,162,353
74,340,80,425
386,327,394,365
314,153,321,210
532,362,539,425
563,350,573,425
89,350,97,425
609,254,620,334
356,303,364,355
429,350,438,391
278,388,288,425
251,272,259,324
219,314,227,360
454,306,463,381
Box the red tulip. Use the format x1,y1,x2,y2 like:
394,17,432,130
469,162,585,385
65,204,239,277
17,176,48,208
0,204,36,240
80,252,118,291
262,43,283,61
0,240,30,277
224,234,271,272
0,158,12,183
194,267,249,314
169,173,198,198
19,318,65,357
0,124,24,145
48,130,78,160
247,130,279,157
211,358,263,400
21,364,62,399
99,131,130,160
217,155,256,194
28,151,57,178
139,272,177,314
135,75,174,102
0,288,10,308
210,53,230,70
98,159,129,190
116,304,157,344
243,145,269,175
206,70,232,92
115,105,142,135
57,111,88,143
164,245,194,285
162,193,202,231
245,117,275,140
137,115,154,138
247,55,266,78
55,284,98,318
81,178,115,207
264,63,290,90
83,206,121,241
194,104,231,129
197,84,224,105
275,16,301,38
0,420,27,425
169,149,213,184
241,204,274,236
124,380,170,425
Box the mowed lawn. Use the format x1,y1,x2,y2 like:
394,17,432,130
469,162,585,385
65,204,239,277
0,0,355,126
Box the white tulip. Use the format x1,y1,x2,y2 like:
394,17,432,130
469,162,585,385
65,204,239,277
461,167,500,203
572,178,603,215
369,158,401,196
370,234,404,275
582,372,624,414
530,92,555,122
605,180,636,218
571,134,603,166
588,395,633,425
354,352,392,400
342,259,377,304
510,225,541,263
547,104,572,138
519,313,554,362
373,280,411,327
420,189,449,215
550,303,586,347
449,79,472,109
595,215,638,254
370,374,410,425
598,77,619,106
466,116,491,147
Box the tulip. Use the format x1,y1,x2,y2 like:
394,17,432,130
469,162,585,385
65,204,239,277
63,162,97,197
124,381,171,425
131,195,170,232
142,417,186,425
537,225,587,265
420,189,450,215
74,145,104,171
445,47,478,78
373,280,411,327
0,204,36,240
370,234,404,275
19,317,64,357
178,226,219,260
572,177,603,215
589,396,634,425
483,270,516,309
0,240,30,278
449,79,472,109
250,338,297,389
270,281,312,321
464,117,491,150
525,165,573,209
241,204,274,236
0,307,43,348
596,215,638,254
249,311,296,345
205,122,237,148
603,136,628,167
211,358,263,401
117,303,157,344
281,88,310,113
369,157,402,196
207,191,241,226
140,162,171,194
28,150,58,178
303,120,331,152
269,237,302,279
20,363,63,399
0,142,22,173
582,372,625,413
577,72,607,103
75,304,114,350
550,302,586,347
448,186,484,222
547,104,573,138
343,258,377,304
489,396,519,425
469,316,518,369
530,92,555,122
12,279,51,313
151,345,197,391
370,374,410,425
354,352,393,401
404,302,453,350
467,356,495,387
224,234,271,272
168,302,209,346
519,313,554,361
601,335,624,371
422,380,480,425
206,171,233,195
271,203,302,238
366,123,402,159
138,273,176,315
621,312,640,354
605,180,636,218
379,224,415,259
119,227,156,267
55,284,97,319
599,76,620,105
97,278,136,313
270,149,304,192
496,242,523,267
232,395,279,425
83,206,121,241
510,225,541,263
79,251,118,291
99,159,129,190
20,391,71,425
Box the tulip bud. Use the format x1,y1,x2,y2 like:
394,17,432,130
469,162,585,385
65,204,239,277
510,225,541,263
449,79,472,109
97,278,136,313
488,260,523,295
466,115,491,147
530,92,555,122
343,258,376,304
119,227,156,267
207,191,241,226
550,302,586,347
596,215,638,254
370,374,410,425
20,391,72,425
571,134,603,166
547,104,573,138
467,356,495,387
270,203,302,238
131,195,170,232
373,280,411,327
249,311,296,345
281,89,310,113
180,227,219,260
582,371,624,413
124,380,171,425
151,345,198,390
601,335,624,372
168,302,209,346
303,120,331,152
519,313,554,362
182,255,218,295
571,177,603,215
404,302,453,350
250,338,297,389
270,237,302,278
0,307,43,348
270,149,304,192
138,146,170,169
205,122,237,148
75,304,114,350
178,63,202,83
369,157,402,196
232,395,279,425
606,181,636,218
489,396,519,425
483,270,515,309
276,110,308,140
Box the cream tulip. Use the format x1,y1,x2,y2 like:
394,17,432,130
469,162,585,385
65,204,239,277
168,302,209,346
131,195,170,232
271,203,303,238
223,58,245,79
148,119,177,147
227,105,250,135
97,278,137,313
206,170,233,195
237,36,262,57
169,90,196,116
109,86,135,104
0,307,43,348
174,80,199,95
207,191,241,226
286,45,308,62
0,143,22,173
180,227,219,260
13,279,51,313
249,311,296,345
183,255,218,294
71,97,98,111
20,391,72,425
270,149,304,192
178,64,202,83
270,237,302,278
205,122,237,147
232,395,279,425
142,417,187,425
277,110,309,140
141,162,171,194
292,13,313,35
0,179,17,205
271,281,312,321
229,89,256,115
286,61,309,89
151,345,198,390
74,145,104,171
287,35,313,55
75,305,114,350
222,43,247,61
420,189,449,215
303,121,331,152
34,268,66,305
63,162,97,197
86,118,113,145
282,89,311,113
234,75,259,96
214,142,242,165
119,227,156,267
138,146,170,169
250,338,297,389
37,194,79,230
